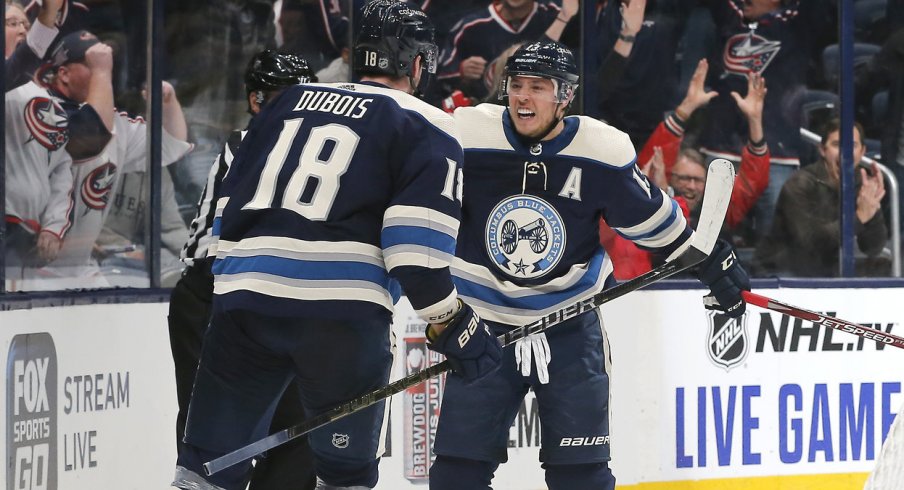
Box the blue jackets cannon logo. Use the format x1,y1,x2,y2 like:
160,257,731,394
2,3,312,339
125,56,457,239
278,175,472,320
485,195,566,279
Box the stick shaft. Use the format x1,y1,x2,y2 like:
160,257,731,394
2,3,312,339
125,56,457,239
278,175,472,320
742,291,904,349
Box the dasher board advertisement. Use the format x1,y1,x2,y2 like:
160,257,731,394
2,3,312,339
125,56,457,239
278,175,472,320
2,286,902,489
379,288,904,489
1,303,177,490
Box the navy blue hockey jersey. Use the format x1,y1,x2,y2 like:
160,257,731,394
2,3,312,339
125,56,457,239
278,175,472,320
210,82,464,323
451,104,693,326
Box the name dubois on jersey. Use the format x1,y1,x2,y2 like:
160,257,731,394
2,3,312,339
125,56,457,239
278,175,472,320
293,90,373,119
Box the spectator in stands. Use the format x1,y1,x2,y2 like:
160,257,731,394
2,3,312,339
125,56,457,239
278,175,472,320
641,60,770,230
857,27,904,240
163,0,275,221
755,119,888,277
698,0,807,242
436,0,577,102
592,0,695,147
36,31,191,289
6,0,62,89
5,1,28,58
601,59,770,279
4,6,72,287
24,0,90,37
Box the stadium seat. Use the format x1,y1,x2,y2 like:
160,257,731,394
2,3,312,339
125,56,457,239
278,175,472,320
822,43,882,88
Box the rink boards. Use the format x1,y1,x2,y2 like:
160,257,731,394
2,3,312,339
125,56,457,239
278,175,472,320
1,284,903,489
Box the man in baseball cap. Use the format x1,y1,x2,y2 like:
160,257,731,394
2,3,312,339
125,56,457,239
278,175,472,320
44,29,100,70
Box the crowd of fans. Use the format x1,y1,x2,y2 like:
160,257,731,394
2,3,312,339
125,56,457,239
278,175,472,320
3,0,903,291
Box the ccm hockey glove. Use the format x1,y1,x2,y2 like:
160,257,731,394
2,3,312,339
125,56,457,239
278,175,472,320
696,239,751,318
426,301,502,382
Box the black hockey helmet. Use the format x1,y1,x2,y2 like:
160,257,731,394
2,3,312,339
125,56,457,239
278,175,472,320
353,0,438,80
244,50,315,95
501,41,579,103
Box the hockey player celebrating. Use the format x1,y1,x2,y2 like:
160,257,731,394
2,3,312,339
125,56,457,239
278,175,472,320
429,41,751,490
171,2,501,490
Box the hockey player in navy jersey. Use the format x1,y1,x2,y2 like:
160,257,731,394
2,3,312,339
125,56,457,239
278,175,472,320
171,2,501,490
169,50,318,490
429,41,750,490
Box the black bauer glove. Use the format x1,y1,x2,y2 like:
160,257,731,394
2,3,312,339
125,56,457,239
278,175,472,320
696,239,751,318
426,301,502,382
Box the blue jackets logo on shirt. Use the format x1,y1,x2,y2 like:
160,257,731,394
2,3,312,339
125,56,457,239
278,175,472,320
724,32,781,76
23,96,69,151
485,195,565,278
80,162,117,210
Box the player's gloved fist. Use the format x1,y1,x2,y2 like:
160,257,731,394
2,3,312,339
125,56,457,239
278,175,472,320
696,239,750,318
426,302,502,382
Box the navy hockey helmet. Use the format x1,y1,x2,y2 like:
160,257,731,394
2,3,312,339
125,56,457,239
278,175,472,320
353,0,438,80
244,50,315,95
501,41,579,103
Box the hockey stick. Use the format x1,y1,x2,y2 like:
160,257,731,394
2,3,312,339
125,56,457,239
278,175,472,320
203,158,736,477
742,291,904,349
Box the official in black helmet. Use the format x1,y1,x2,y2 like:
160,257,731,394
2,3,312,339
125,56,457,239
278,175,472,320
244,49,316,114
168,48,318,490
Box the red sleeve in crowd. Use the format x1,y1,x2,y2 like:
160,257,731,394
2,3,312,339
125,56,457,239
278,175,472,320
637,112,685,180
726,140,770,229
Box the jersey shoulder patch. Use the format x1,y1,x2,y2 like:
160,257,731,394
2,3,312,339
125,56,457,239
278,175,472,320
453,103,512,151
559,116,636,168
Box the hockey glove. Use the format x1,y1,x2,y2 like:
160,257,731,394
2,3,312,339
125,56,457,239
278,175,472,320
696,239,751,318
426,302,502,382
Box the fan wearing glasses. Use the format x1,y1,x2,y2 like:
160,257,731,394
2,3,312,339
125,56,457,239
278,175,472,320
5,0,64,89
637,58,771,230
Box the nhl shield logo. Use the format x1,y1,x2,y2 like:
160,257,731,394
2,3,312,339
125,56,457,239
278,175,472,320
332,433,350,449
706,310,749,370
485,195,565,279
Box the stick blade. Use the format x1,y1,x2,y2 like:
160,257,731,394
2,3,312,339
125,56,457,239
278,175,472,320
692,158,735,255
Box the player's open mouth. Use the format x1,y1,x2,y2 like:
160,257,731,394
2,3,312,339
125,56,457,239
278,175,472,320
517,108,536,119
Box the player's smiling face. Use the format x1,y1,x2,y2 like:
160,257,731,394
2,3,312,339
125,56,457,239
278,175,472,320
507,75,561,140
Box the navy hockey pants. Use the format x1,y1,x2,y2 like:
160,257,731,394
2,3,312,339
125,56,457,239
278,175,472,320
431,309,615,487
168,262,315,489
177,307,392,490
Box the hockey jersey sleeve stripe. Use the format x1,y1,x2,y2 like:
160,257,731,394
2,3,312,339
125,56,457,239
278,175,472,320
383,204,460,234
630,215,689,249
382,226,456,253
613,195,676,237
214,255,390,283
214,274,394,311
212,236,384,265
383,246,456,271
613,201,679,241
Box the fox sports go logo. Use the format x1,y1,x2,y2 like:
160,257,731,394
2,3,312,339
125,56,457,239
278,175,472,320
485,195,565,279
